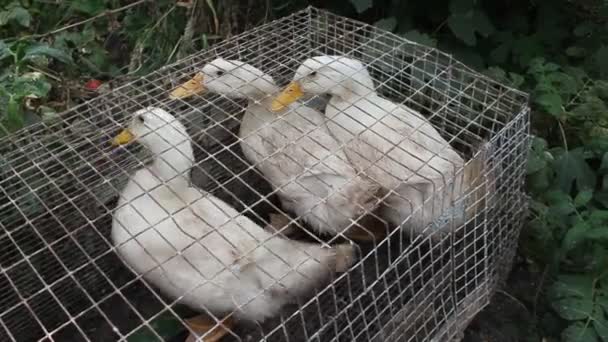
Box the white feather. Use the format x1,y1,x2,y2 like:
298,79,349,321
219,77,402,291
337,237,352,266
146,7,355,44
292,56,468,235
112,107,354,322
201,59,381,236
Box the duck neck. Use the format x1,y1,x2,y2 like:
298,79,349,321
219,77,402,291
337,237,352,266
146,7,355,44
149,139,194,189
333,72,376,103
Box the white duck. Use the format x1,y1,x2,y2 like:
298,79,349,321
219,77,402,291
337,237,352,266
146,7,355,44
169,58,387,242
111,107,356,341
271,56,491,238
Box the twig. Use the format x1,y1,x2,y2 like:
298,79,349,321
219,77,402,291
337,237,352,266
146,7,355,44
27,65,61,82
558,120,569,151
497,289,530,315
205,0,220,33
566,79,593,109
433,19,448,34
7,0,151,42
167,36,183,64
128,40,145,74
178,0,199,59
127,4,177,74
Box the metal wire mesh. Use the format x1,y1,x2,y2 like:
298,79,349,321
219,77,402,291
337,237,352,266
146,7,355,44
0,6,529,342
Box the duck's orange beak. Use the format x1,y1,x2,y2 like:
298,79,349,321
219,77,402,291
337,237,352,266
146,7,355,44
112,129,135,146
169,73,206,100
271,81,304,112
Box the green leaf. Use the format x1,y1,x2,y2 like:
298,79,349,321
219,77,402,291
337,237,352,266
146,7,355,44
593,311,608,341
554,149,596,193
575,190,594,207
553,296,594,321
485,66,505,80
527,154,546,174
593,46,608,79
535,92,563,116
0,5,31,27
589,211,608,225
0,40,11,61
23,44,73,65
562,322,600,342
38,106,58,121
546,190,576,217
562,220,591,252
350,0,373,13
532,136,548,150
70,0,106,16
508,72,525,88
82,43,110,74
2,95,24,133
374,17,397,32
449,0,475,14
527,143,550,174
529,57,560,74
447,11,477,46
546,72,580,97
401,30,437,47
590,246,608,274
10,7,30,27
485,67,525,88
585,228,608,241
596,192,608,209
471,10,495,37
597,295,608,315
529,167,551,191
0,11,8,26
447,9,495,46
11,74,52,98
550,274,594,299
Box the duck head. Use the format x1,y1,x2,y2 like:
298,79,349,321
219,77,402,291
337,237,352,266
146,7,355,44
112,107,190,157
271,56,375,112
170,58,277,101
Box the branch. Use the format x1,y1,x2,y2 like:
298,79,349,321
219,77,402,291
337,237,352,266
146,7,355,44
8,0,151,42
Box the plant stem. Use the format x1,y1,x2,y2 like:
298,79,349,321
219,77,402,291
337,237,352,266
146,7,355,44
558,120,568,151
6,0,152,42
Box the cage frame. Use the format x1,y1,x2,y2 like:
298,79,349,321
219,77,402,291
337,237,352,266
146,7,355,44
0,6,530,342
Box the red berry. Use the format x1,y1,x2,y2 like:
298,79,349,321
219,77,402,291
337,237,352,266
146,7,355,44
85,79,102,90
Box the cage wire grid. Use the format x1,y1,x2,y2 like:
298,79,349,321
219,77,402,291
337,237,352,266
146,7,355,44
0,6,530,342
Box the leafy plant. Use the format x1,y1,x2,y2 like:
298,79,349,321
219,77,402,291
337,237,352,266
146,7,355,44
0,0,219,133
0,38,74,134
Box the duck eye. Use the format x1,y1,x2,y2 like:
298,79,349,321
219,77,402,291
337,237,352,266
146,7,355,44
309,71,318,77
216,70,225,77
137,115,145,124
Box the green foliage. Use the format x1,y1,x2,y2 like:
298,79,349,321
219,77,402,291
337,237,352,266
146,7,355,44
446,0,494,46
0,0,218,133
351,0,373,13
0,38,67,134
0,2,31,28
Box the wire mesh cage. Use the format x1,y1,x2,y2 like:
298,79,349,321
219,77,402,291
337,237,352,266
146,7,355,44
0,6,530,342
